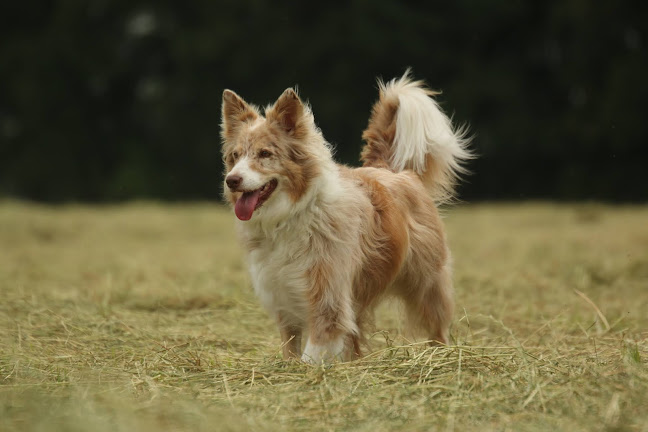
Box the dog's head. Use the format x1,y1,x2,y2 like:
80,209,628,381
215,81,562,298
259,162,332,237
220,88,327,221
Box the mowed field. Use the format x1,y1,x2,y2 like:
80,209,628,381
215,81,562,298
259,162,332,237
1,201,647,432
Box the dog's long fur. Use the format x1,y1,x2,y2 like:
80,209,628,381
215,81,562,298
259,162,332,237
220,72,471,363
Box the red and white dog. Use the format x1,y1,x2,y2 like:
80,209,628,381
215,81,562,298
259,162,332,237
220,72,471,363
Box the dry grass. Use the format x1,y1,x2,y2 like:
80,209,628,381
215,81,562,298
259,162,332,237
1,201,647,431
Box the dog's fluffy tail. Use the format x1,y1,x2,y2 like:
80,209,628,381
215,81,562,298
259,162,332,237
361,70,472,203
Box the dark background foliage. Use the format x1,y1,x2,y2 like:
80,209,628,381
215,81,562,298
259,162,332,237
1,1,646,202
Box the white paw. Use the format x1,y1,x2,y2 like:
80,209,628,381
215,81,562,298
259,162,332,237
301,337,345,364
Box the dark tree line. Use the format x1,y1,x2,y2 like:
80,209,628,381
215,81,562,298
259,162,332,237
1,1,646,202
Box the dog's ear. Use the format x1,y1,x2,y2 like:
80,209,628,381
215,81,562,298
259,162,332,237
267,88,304,135
221,90,258,141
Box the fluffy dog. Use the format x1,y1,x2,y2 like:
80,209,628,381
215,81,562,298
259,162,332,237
220,72,471,363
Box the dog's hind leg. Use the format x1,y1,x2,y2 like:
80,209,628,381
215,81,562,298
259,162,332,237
401,263,454,345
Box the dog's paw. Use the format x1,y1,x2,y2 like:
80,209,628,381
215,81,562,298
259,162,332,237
301,337,345,364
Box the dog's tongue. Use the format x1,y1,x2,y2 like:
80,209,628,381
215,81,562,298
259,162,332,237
235,190,261,221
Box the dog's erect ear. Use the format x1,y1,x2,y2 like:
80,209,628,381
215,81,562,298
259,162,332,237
267,88,304,135
221,90,258,141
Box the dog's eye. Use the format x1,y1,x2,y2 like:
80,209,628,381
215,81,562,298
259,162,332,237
232,151,239,160
258,150,272,158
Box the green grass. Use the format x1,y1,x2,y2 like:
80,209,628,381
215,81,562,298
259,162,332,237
1,201,647,431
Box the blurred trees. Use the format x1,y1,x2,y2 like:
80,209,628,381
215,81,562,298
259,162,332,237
1,0,646,201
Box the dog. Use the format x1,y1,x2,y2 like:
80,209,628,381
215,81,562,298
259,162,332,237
220,71,471,364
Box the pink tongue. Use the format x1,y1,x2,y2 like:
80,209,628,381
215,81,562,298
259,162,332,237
235,190,261,221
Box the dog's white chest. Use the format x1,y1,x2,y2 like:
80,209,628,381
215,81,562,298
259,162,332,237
246,237,311,323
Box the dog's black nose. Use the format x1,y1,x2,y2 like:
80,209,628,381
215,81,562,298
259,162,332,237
226,174,242,190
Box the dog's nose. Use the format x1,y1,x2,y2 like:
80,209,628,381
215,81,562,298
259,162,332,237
226,174,242,190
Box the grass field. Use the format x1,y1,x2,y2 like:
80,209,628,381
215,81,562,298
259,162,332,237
1,201,647,431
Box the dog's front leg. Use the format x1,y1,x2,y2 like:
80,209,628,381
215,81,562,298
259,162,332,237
277,312,303,359
302,332,346,364
301,261,357,364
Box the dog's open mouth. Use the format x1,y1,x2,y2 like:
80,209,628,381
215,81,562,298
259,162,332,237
234,179,278,221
